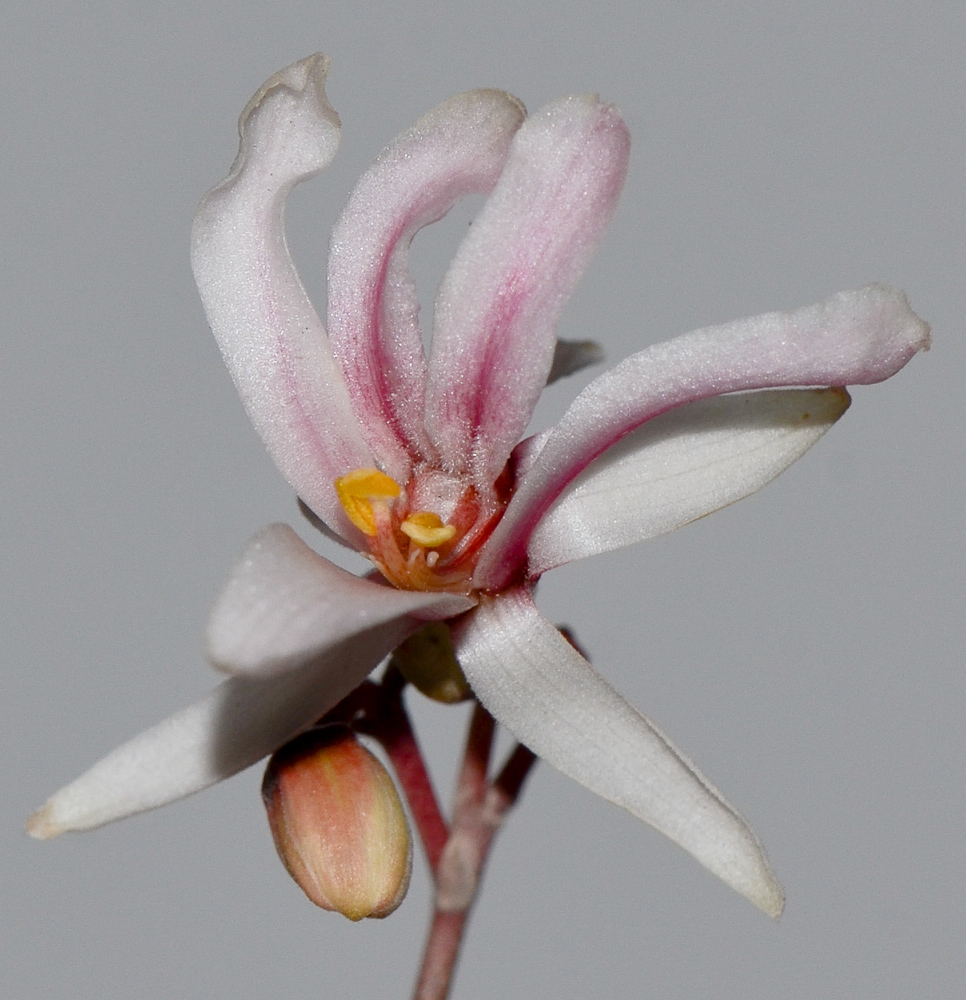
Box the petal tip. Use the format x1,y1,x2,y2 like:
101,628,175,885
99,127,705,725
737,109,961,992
880,284,932,354
829,384,852,412
25,802,64,841
213,53,341,196
444,88,527,131
747,866,785,920
911,312,932,355
715,824,785,918
239,52,339,137
763,887,786,921
852,284,932,375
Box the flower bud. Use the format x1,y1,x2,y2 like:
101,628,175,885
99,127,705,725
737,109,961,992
393,622,472,703
262,727,411,920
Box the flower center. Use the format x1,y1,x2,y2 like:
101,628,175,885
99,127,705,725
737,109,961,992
335,467,508,593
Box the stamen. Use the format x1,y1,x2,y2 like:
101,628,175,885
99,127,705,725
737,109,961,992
331,465,509,594
400,512,458,548
335,468,401,535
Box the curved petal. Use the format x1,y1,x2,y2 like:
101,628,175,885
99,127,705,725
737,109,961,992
477,285,930,589
425,95,630,488
190,55,372,543
25,619,415,839
527,387,850,574
206,523,474,678
327,90,526,480
452,588,785,917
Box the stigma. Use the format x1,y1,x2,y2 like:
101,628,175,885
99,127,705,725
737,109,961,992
334,467,506,593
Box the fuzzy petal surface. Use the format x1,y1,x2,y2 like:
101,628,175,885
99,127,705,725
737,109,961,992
206,524,474,678
26,620,417,839
452,588,785,917
425,95,629,487
190,55,372,542
327,90,526,479
477,284,930,588
527,387,850,574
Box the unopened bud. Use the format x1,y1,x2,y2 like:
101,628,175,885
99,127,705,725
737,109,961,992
262,727,411,920
394,622,472,703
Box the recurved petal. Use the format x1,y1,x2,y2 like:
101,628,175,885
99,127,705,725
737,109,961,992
451,588,785,918
527,387,850,574
477,284,930,589
327,90,526,480
206,524,474,678
25,619,416,839
190,55,373,543
425,95,629,488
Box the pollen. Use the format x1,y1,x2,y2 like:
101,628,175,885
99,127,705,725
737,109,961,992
400,512,458,548
335,468,401,536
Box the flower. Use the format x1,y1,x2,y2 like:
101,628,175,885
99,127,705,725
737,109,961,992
27,55,929,919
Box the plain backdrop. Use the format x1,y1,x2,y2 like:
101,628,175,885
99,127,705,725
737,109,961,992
3,3,963,998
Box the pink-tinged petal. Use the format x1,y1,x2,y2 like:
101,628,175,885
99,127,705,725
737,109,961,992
508,427,553,482
452,588,785,917
477,285,930,589
527,388,850,574
25,619,416,838
425,96,630,487
327,90,526,481
190,55,373,543
206,524,474,678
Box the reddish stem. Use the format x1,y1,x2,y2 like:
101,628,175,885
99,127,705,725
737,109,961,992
412,910,470,1000
356,670,450,872
380,710,450,872
411,705,537,1000
492,742,538,807
455,703,495,809
337,663,538,1000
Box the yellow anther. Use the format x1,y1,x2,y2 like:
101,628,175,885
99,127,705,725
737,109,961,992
335,468,401,536
400,511,457,549
336,468,401,499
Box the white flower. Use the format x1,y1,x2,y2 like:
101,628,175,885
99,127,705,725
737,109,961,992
29,55,930,919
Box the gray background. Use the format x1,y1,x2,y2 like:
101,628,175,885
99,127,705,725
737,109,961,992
3,3,963,997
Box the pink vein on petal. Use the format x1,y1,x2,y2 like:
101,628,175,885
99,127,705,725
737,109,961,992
327,90,527,480
475,284,930,589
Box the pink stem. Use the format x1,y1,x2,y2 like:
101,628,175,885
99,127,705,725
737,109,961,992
455,702,496,808
358,669,450,872
341,662,538,1000
412,910,470,1000
380,709,450,872
412,704,536,1000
